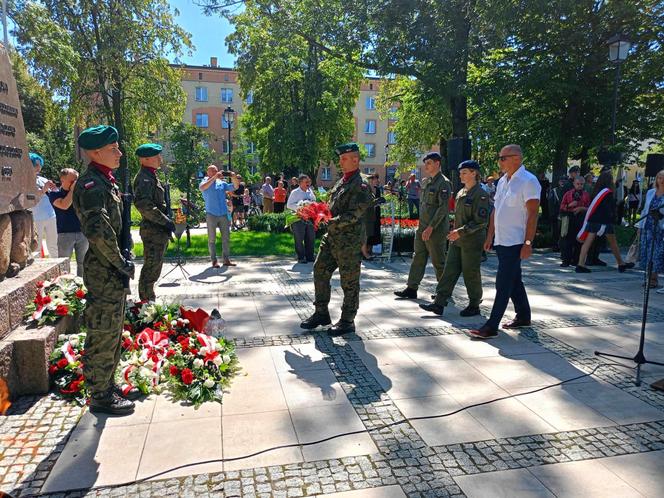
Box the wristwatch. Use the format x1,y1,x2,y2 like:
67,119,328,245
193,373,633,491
524,240,532,246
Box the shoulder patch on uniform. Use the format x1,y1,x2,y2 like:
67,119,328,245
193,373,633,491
84,181,95,189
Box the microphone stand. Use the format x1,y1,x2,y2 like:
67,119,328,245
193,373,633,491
594,208,664,386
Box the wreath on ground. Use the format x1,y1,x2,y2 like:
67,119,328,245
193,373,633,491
30,277,239,407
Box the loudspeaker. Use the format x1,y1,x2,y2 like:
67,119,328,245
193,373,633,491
446,138,471,171
645,153,664,177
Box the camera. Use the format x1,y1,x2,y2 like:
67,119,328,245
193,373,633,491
219,170,233,177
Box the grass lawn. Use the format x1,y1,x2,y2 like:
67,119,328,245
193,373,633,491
133,231,321,258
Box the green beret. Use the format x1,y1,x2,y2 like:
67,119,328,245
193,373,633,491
29,152,44,167
335,142,359,156
136,143,163,158
77,125,119,150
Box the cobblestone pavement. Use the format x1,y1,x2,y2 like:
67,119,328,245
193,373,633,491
2,253,664,497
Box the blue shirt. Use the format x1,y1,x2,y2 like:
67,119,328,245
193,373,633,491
200,177,235,216
47,189,81,233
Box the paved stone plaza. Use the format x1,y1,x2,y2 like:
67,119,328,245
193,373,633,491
2,251,664,497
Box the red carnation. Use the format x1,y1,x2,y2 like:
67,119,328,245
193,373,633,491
154,321,163,329
169,365,179,377
180,368,194,385
166,349,176,358
36,280,44,288
121,338,133,350
48,365,58,375
75,289,86,299
43,296,52,304
190,348,199,356
55,304,69,316
56,358,69,369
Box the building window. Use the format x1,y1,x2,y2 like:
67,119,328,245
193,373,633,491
366,96,375,110
388,131,396,144
221,88,233,103
195,113,208,128
201,140,209,149
224,74,229,82
364,119,376,134
321,167,331,181
245,91,254,104
221,115,231,129
363,167,376,175
198,72,203,80
247,141,256,154
195,86,208,102
369,83,373,90
221,140,231,154
365,143,376,157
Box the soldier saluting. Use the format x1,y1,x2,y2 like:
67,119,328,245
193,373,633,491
132,143,175,302
420,160,490,316
394,152,452,300
300,143,373,335
72,125,135,415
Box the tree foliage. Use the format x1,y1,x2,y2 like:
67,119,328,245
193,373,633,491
212,0,363,180
12,0,192,183
168,122,215,203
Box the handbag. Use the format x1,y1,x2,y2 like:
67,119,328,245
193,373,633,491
560,215,569,237
625,230,640,264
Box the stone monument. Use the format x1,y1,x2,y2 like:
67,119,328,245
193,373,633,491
0,43,40,280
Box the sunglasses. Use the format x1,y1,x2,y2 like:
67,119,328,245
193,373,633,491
498,154,519,161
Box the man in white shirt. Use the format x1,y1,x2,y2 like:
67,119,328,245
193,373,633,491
287,174,316,263
29,153,58,258
261,176,274,213
470,144,541,339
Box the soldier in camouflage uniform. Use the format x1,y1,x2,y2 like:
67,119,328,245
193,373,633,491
300,143,373,335
420,160,489,316
72,125,135,415
132,143,175,301
394,152,452,299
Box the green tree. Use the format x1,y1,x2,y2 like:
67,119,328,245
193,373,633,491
12,0,192,185
213,1,363,181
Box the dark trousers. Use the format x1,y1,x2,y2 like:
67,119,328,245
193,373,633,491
560,215,583,265
292,220,315,262
408,198,419,219
485,244,531,330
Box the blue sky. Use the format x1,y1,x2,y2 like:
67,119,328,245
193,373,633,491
170,0,236,67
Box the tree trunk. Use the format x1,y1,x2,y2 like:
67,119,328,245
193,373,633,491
552,101,578,182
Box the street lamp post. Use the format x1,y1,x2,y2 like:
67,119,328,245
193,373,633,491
223,106,235,172
606,34,631,202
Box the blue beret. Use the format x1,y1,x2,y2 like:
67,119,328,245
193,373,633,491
77,125,119,150
136,143,163,158
458,160,480,171
423,152,442,162
29,152,44,167
335,142,359,156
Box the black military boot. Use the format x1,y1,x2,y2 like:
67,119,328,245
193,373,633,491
329,320,355,336
89,388,135,416
459,306,481,317
300,311,332,330
394,287,417,299
419,302,445,315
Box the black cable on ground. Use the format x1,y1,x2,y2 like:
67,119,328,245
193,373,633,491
30,361,639,497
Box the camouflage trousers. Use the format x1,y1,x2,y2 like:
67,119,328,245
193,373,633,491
139,231,169,301
82,255,126,395
313,233,362,322
406,229,448,290
434,239,483,308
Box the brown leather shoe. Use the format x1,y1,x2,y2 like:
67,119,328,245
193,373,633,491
468,326,498,340
223,258,237,267
212,259,221,268
502,318,531,329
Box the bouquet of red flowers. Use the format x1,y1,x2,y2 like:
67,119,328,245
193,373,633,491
285,200,332,231
25,275,87,326
48,332,87,404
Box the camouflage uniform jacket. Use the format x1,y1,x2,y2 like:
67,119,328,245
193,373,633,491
72,165,124,270
453,183,490,247
132,167,170,235
419,171,452,232
325,169,373,242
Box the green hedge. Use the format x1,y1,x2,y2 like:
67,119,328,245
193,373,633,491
246,213,289,233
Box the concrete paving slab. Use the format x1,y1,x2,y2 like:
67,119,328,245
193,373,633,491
598,450,664,497
455,468,555,498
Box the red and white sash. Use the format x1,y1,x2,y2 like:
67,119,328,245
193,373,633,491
577,188,611,242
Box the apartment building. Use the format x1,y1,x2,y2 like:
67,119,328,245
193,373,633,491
176,58,423,186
